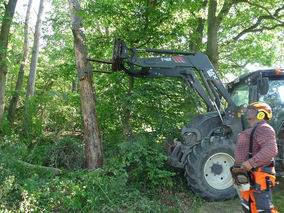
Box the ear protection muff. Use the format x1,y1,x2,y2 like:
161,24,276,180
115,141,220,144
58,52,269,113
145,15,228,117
256,111,265,120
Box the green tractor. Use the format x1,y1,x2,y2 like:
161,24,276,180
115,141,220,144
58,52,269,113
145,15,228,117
171,69,284,201
90,39,284,201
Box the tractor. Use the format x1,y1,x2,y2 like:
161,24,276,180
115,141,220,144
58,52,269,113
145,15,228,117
88,38,284,201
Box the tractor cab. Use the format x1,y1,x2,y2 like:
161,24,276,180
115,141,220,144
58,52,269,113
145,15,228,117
228,69,284,168
228,69,284,131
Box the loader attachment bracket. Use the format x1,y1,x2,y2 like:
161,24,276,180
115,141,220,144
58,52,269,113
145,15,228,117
87,38,126,73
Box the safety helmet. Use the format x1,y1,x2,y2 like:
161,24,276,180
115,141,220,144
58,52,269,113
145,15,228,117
247,102,272,121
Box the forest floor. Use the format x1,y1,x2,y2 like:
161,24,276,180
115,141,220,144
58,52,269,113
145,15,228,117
197,174,284,213
159,173,284,213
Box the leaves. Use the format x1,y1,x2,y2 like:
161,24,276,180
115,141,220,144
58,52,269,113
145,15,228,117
0,0,284,211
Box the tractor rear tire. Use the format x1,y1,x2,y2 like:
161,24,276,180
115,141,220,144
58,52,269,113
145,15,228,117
184,136,236,201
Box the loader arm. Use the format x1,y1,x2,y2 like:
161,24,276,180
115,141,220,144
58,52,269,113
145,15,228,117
87,38,241,201
89,39,236,112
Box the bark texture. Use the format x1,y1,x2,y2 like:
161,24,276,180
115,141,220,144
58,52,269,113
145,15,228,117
8,0,33,124
25,0,45,99
0,0,18,124
24,0,45,132
206,0,236,70
189,0,207,52
189,17,205,52
68,0,103,170
207,0,219,70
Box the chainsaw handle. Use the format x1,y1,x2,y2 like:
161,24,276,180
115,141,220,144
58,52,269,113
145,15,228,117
230,165,242,172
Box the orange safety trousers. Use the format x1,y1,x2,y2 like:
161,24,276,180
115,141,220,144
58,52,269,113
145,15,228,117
240,167,278,213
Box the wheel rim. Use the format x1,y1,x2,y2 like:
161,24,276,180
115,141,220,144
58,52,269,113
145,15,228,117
203,152,235,190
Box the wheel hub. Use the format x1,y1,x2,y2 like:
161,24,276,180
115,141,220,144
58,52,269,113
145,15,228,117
211,163,223,175
204,152,235,190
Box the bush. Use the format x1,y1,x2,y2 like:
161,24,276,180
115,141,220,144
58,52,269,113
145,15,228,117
10,169,132,212
24,136,85,170
0,134,178,212
47,137,85,170
0,171,16,209
118,136,175,189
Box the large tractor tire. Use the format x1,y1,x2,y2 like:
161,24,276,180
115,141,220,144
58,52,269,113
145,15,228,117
184,136,236,201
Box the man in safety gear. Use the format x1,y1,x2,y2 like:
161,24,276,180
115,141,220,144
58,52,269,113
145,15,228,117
234,102,278,213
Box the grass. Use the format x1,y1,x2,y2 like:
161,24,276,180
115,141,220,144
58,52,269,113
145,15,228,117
272,175,284,212
153,175,284,213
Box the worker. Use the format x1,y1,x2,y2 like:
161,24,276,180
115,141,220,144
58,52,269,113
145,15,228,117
234,102,278,213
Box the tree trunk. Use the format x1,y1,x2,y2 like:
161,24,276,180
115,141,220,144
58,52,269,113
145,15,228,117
68,0,103,170
206,0,219,70
189,17,205,52
123,76,134,141
8,0,33,124
189,0,207,52
25,0,45,99
0,0,18,124
24,0,45,132
72,78,78,93
206,0,235,70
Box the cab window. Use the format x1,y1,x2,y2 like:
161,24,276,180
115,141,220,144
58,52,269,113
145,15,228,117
230,84,249,106
259,80,284,105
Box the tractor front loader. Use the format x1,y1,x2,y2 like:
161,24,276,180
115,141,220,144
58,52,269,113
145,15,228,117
89,38,284,201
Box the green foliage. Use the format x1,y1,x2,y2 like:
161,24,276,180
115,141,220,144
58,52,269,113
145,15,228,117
1,0,284,212
0,132,180,212
47,137,85,170
0,113,12,135
118,136,175,189
6,88,81,138
0,173,17,209
24,96,43,136
0,156,177,212
1,133,84,172
19,136,85,170
218,0,284,72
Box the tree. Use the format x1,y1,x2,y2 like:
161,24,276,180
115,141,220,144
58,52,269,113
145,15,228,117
8,0,33,124
68,0,103,170
24,0,45,131
83,0,188,140
25,0,45,98
203,0,284,71
0,0,18,124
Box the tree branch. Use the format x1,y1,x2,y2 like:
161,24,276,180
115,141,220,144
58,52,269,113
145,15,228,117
17,159,62,174
0,148,62,174
216,0,248,27
245,1,284,24
221,2,284,43
233,15,283,41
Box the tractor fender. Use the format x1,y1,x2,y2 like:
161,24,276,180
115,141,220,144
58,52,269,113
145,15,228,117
168,112,225,169
181,127,201,141
183,112,223,140
178,125,227,167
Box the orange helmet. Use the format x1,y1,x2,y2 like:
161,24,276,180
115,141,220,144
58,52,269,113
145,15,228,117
247,102,272,121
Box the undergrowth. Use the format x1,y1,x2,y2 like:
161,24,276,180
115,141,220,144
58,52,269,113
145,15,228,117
0,135,202,212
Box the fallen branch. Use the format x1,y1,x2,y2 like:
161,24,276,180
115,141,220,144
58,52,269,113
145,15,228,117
0,148,61,174
17,159,62,174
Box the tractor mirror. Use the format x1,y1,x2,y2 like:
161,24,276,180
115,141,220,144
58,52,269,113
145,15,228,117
257,77,269,95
